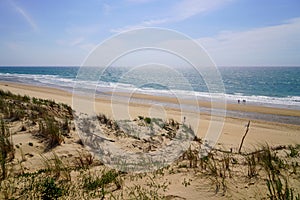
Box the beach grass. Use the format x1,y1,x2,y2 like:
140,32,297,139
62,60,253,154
0,89,299,199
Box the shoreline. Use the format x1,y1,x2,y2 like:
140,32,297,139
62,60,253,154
1,66,300,112
1,81,299,125
108,91,300,117
105,91,300,125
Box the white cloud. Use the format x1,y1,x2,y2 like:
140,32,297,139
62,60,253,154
142,18,170,26
110,18,172,33
111,0,234,33
70,37,85,46
173,0,233,20
198,18,300,66
10,1,38,32
56,37,96,52
59,25,100,51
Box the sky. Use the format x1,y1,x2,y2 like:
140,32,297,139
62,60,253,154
0,0,300,66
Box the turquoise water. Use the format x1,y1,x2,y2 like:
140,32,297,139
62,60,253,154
0,66,299,109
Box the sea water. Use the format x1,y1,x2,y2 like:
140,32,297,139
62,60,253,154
0,66,299,110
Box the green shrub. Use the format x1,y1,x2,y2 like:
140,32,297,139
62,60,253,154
22,95,30,102
246,154,258,178
266,173,299,200
144,117,151,124
32,97,39,105
62,118,70,134
0,119,14,180
83,170,120,191
288,145,299,158
39,118,63,149
41,178,64,200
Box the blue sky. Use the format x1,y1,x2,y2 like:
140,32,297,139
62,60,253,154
0,0,300,66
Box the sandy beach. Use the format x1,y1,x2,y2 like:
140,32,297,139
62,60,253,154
1,81,299,150
1,81,300,199
2,1,300,198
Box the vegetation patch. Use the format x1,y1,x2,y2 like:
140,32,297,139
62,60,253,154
0,90,299,199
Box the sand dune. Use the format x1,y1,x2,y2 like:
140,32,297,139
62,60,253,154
1,81,299,150
1,81,300,199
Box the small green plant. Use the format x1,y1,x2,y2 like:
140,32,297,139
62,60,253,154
82,169,121,199
138,116,144,120
62,118,70,134
74,151,95,169
259,145,283,174
0,119,14,180
291,162,299,174
199,153,229,195
151,118,165,128
39,118,63,149
0,89,14,99
288,145,299,158
32,97,39,104
144,117,151,124
199,155,209,171
41,153,70,181
246,154,258,178
266,173,299,200
98,113,108,124
41,177,64,200
100,170,121,189
22,95,31,102
257,145,300,200
83,173,102,191
83,170,120,190
128,175,169,199
183,147,198,168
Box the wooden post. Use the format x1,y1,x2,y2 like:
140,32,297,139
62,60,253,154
238,121,251,154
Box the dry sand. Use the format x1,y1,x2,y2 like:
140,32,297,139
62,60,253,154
1,81,299,150
1,81,300,199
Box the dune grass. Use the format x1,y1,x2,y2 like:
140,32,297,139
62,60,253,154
0,89,299,199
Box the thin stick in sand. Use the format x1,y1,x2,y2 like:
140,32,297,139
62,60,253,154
238,120,251,154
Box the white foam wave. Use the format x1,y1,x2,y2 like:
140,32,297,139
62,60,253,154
1,72,299,109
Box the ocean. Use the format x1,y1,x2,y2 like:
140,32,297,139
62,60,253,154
0,66,299,109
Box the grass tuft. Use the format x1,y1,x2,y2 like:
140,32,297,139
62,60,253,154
0,118,14,180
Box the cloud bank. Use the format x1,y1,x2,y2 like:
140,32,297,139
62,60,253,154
198,18,300,66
